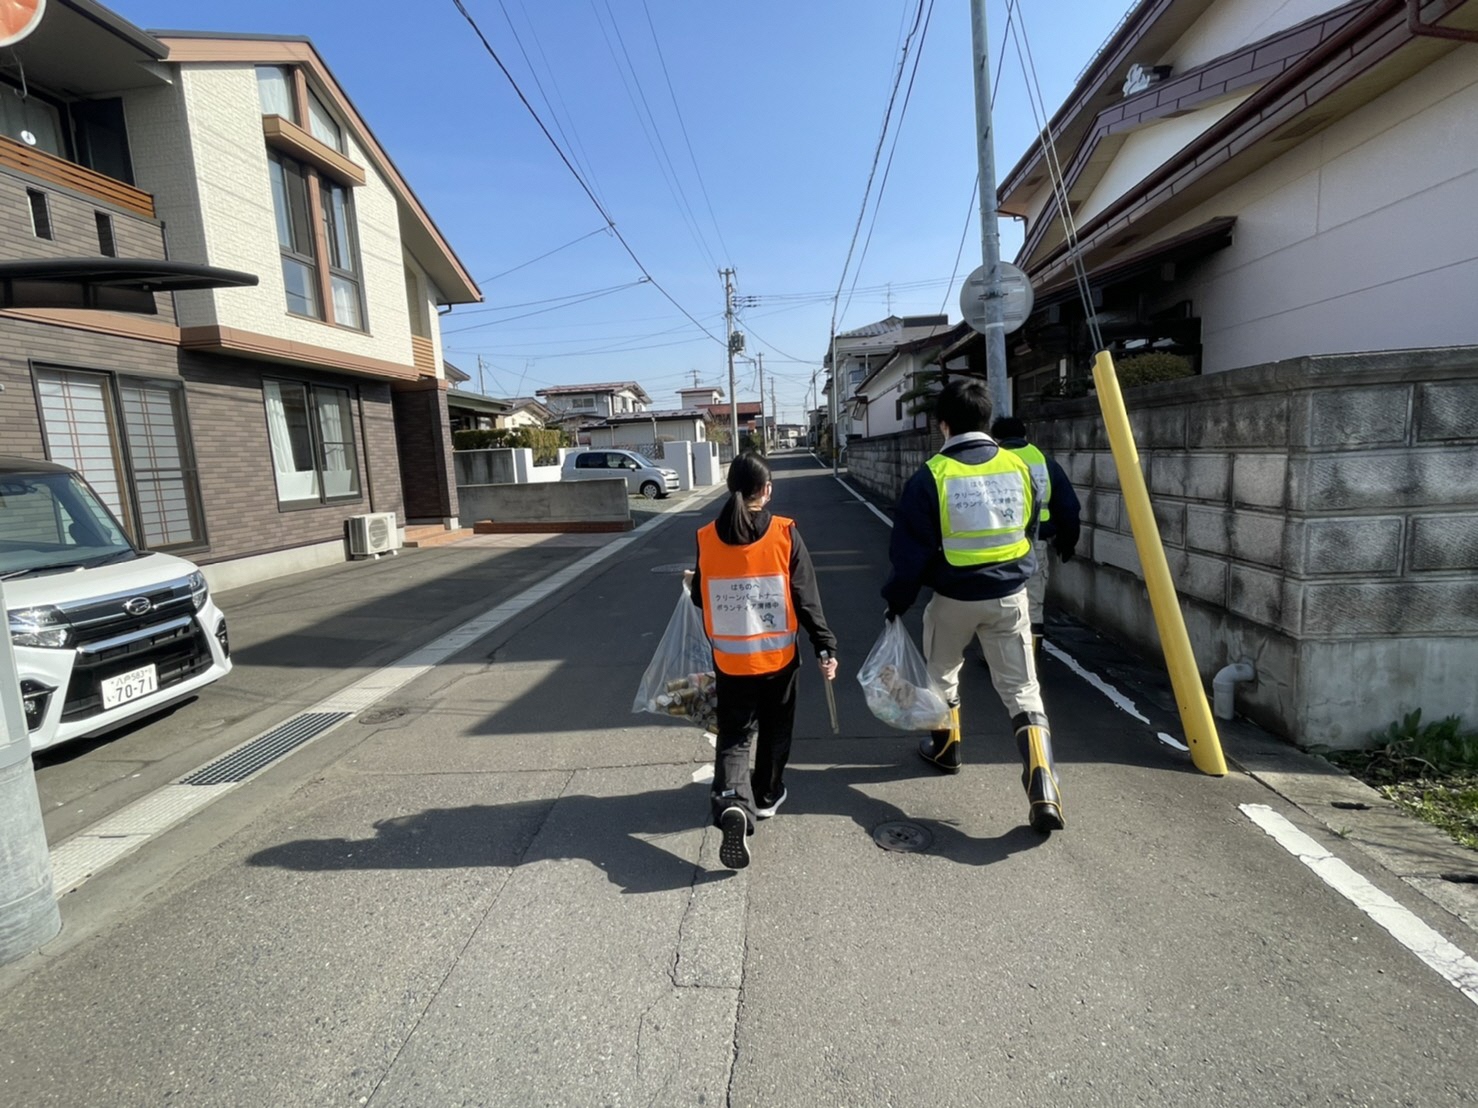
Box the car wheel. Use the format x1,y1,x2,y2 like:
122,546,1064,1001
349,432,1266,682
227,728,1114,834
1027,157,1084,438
640,481,661,500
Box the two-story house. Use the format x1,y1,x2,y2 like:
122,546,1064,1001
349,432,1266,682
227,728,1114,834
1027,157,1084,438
0,1,481,588
538,381,651,443
820,315,952,447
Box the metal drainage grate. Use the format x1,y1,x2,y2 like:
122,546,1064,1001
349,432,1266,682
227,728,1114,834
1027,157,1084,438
181,711,351,786
873,820,933,853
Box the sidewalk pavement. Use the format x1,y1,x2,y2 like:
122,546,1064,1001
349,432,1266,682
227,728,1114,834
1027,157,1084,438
3,454,1476,1107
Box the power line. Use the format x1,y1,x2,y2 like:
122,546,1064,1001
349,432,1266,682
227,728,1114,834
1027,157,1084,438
640,0,732,265
841,0,937,323
450,0,726,348
442,280,650,335
477,227,609,283
829,0,928,341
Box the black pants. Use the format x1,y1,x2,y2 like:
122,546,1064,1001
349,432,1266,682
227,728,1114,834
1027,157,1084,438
710,656,800,831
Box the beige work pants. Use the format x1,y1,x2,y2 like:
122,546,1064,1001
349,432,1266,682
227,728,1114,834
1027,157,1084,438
923,589,1044,718
1026,540,1049,626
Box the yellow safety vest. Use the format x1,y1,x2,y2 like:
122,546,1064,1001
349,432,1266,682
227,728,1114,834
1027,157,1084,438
926,450,1033,567
1006,443,1051,524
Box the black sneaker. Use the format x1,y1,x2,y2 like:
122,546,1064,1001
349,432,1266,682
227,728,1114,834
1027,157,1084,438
755,787,788,819
718,806,751,869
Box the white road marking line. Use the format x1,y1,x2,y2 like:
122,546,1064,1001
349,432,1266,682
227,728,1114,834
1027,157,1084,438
833,475,895,528
691,765,715,784
1157,731,1190,751
1241,804,1478,1007
49,507,695,898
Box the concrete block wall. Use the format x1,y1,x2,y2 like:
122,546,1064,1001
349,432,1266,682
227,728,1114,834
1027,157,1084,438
844,427,940,502
1029,347,1478,748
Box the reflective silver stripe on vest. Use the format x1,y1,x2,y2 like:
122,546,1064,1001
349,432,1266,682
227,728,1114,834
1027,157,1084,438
943,531,1028,552
713,632,798,654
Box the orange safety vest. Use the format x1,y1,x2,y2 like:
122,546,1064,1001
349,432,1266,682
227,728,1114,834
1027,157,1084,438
697,516,799,676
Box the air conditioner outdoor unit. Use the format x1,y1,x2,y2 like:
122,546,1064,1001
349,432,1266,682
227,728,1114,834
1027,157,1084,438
346,512,400,558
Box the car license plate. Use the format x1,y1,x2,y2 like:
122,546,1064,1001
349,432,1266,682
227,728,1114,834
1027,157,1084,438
101,664,159,710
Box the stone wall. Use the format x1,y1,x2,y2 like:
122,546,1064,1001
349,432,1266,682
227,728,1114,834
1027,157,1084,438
844,348,1478,748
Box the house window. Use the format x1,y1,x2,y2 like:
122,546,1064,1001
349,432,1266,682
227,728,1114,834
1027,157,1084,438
572,397,596,410
263,380,361,506
307,88,343,151
0,88,64,156
27,189,51,239
256,66,297,121
35,367,206,551
96,211,116,257
320,181,364,330
268,152,321,319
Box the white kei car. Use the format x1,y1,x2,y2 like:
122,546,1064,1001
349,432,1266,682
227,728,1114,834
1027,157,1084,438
1,456,232,753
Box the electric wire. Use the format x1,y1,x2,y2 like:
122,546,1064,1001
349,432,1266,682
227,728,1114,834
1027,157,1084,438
640,0,732,265
446,279,649,319
591,0,719,273
495,0,607,210
442,281,649,335
840,0,937,323
477,227,609,284
1007,0,1102,351
828,0,929,345
450,0,726,347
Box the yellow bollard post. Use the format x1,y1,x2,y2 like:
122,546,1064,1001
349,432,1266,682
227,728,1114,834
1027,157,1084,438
1091,351,1227,776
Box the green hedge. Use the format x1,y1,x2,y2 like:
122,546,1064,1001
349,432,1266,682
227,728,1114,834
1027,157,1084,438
453,427,567,464
1112,352,1194,388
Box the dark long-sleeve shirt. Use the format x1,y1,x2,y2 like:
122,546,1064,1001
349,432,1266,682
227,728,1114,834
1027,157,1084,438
997,436,1081,554
881,433,1039,617
690,501,838,657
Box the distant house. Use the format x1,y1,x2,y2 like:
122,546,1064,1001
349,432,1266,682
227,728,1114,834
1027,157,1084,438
678,384,724,408
820,315,953,447
538,381,651,419
585,409,708,450
446,389,512,432
851,322,972,439
498,396,556,430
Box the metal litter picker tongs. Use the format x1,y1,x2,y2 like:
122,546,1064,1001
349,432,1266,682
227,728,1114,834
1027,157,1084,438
820,650,839,734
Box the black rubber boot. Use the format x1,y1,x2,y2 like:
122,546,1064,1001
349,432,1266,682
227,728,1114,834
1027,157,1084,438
1013,711,1064,832
918,705,962,774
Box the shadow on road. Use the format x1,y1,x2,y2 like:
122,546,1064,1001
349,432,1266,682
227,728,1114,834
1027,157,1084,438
245,759,1056,892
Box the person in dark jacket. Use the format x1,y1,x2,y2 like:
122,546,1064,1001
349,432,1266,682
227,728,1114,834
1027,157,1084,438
691,453,838,869
881,379,1064,832
989,416,1081,653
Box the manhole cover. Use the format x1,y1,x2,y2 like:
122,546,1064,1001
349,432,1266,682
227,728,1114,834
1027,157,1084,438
359,707,408,725
872,821,933,853
650,562,693,574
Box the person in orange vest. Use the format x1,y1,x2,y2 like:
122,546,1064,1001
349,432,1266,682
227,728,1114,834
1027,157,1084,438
690,453,838,869
880,379,1064,832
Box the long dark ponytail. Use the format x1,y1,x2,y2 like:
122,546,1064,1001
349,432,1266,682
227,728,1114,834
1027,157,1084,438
724,451,771,539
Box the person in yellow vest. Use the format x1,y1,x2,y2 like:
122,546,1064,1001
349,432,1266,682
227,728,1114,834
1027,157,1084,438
989,416,1081,654
880,379,1064,832
690,453,838,869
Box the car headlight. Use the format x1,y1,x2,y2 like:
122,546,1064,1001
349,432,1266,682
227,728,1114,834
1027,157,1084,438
187,571,209,612
9,605,73,649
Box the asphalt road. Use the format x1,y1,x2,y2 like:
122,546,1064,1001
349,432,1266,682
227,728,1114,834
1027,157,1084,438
4,451,1475,1106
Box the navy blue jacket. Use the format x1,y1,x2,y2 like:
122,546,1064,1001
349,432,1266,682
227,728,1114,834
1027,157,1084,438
881,434,1038,617
997,436,1081,554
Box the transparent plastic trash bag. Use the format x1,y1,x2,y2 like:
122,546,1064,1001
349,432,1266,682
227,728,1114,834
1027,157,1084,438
632,580,718,731
856,618,950,731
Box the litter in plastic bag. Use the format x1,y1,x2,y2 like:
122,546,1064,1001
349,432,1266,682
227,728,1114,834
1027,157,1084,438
633,581,718,731
856,618,950,731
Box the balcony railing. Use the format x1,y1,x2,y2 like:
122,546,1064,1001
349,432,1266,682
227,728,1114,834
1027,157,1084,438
0,135,155,219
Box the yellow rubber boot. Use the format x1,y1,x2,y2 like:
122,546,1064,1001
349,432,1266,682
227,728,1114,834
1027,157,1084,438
1013,711,1064,832
918,704,962,774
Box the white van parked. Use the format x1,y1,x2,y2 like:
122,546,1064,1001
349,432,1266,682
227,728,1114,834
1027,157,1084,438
1,457,232,753
561,449,680,499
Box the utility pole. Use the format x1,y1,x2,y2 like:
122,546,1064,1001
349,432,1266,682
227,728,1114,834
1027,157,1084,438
756,351,765,451
0,580,60,965
477,354,487,396
829,329,840,476
720,267,739,455
770,374,777,450
970,0,1011,417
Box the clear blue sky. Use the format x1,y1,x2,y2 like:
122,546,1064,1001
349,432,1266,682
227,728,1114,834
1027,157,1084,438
115,1,1127,423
